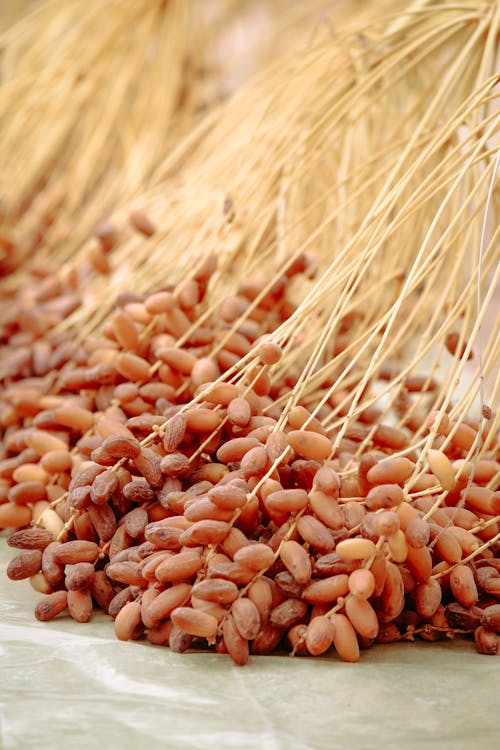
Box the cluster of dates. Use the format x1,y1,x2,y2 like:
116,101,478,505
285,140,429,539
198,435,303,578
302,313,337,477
1,247,499,663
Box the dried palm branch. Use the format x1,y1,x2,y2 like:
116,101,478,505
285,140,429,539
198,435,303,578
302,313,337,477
59,1,498,336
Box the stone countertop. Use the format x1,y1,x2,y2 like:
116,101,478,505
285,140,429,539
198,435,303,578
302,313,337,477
1,537,499,750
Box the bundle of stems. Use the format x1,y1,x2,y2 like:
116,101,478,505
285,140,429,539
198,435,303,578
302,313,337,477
62,3,496,289
53,1,498,436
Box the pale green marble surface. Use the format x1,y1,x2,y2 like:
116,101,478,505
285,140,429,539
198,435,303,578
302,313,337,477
1,537,499,750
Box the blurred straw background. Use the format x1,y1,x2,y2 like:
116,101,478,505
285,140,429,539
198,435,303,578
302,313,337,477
0,0,398,282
